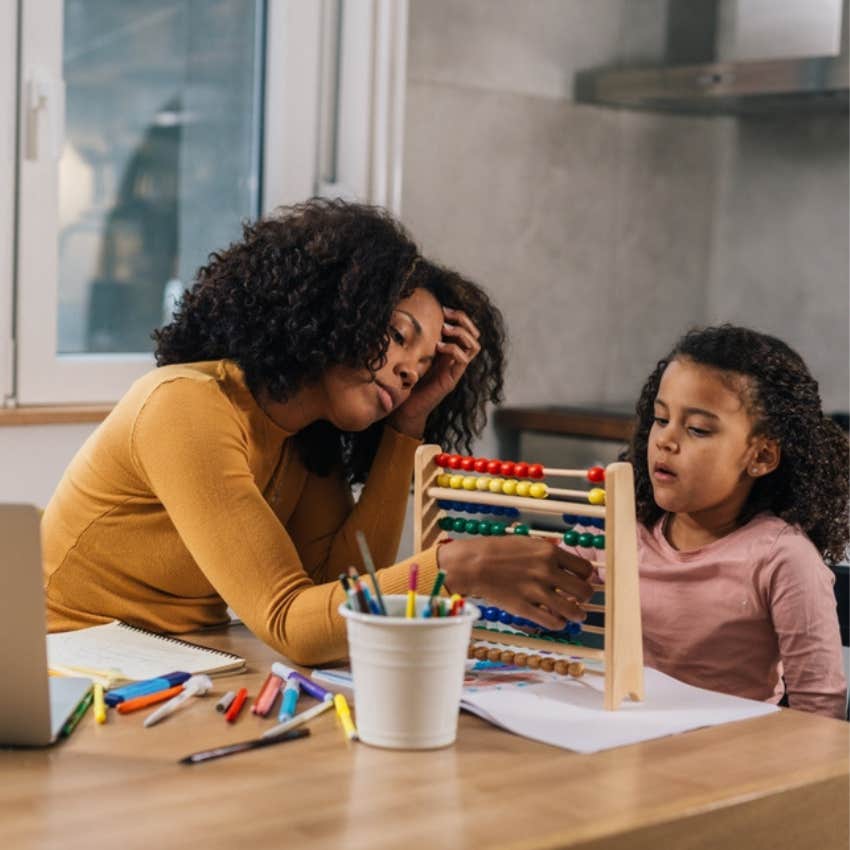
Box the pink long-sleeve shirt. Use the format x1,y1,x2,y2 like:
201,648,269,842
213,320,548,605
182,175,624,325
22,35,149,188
571,512,847,718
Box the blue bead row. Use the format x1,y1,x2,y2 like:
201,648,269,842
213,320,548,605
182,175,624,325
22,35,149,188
478,605,582,638
562,513,605,529
438,499,520,518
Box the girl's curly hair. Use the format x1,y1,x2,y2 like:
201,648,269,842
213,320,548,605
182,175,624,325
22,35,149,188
153,199,506,483
624,325,849,563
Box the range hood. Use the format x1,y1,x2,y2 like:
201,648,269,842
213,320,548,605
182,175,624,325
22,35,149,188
575,0,849,115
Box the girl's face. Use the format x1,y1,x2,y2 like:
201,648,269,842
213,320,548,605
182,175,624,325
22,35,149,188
320,287,444,431
647,358,777,525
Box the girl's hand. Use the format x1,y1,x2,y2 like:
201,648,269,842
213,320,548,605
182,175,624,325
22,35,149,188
436,536,594,630
389,307,481,438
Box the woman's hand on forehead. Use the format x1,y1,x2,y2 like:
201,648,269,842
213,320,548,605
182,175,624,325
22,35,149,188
388,306,482,438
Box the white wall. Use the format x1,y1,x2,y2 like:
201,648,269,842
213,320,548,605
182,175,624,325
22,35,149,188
0,424,97,506
402,0,849,418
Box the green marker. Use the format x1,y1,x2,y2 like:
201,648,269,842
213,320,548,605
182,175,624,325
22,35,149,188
423,569,447,618
61,689,93,738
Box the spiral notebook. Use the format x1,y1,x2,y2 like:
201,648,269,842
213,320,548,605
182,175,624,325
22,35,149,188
47,621,246,685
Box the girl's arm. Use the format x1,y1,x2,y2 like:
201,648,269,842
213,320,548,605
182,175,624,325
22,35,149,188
766,529,847,719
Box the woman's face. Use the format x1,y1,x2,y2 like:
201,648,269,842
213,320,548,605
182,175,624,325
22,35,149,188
320,287,444,431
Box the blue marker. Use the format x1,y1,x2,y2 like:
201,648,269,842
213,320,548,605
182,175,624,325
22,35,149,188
104,671,191,706
361,586,382,615
278,677,301,722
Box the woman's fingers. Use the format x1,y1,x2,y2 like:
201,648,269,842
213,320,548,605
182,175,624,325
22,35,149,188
443,306,480,340
552,547,593,580
510,601,566,632
436,536,596,630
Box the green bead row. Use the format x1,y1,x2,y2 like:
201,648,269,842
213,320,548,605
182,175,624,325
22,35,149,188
563,530,606,550
437,515,605,549
438,516,529,536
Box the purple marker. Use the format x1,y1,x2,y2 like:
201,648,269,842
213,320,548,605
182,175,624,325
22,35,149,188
270,662,333,702
288,671,333,703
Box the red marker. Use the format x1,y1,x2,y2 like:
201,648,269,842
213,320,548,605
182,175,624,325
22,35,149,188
225,687,248,723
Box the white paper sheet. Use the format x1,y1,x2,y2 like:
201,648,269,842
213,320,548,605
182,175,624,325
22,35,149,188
460,665,780,753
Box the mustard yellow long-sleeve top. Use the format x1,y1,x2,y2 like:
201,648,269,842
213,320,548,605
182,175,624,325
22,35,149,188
43,360,438,665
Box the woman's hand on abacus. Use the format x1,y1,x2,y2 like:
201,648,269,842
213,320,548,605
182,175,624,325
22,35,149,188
435,536,594,631
389,307,481,438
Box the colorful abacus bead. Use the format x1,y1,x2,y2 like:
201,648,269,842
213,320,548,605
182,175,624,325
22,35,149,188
513,462,529,478
462,477,478,491
587,466,605,483
588,488,606,506
500,461,515,476
473,457,489,473
447,454,463,469
437,474,452,488
435,453,451,467
515,481,531,497
593,534,606,549
578,532,594,547
512,524,530,535
563,530,579,546
486,459,501,475
460,456,475,471
449,474,464,489
528,463,544,479
528,482,547,499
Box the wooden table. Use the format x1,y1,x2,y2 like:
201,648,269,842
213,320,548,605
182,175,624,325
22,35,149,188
3,626,848,850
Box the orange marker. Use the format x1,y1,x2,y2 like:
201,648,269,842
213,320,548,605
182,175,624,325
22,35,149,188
116,684,184,714
225,687,248,723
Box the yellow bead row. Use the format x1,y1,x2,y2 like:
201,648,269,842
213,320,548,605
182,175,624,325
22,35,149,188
434,473,607,505
436,473,549,499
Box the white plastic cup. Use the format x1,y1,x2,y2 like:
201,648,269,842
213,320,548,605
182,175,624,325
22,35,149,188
339,594,479,749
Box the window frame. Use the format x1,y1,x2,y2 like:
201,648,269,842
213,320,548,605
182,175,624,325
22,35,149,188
6,0,408,407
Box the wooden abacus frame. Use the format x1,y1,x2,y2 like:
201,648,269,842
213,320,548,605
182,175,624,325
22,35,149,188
413,444,644,710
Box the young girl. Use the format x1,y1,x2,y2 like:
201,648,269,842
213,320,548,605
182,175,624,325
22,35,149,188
616,325,847,718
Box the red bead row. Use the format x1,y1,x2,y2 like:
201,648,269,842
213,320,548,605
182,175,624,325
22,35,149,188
434,454,545,478
434,453,605,482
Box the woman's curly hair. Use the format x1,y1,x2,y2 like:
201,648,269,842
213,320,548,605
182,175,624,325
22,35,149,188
624,325,849,563
153,199,506,483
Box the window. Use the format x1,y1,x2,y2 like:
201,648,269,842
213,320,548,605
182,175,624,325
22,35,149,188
3,0,408,406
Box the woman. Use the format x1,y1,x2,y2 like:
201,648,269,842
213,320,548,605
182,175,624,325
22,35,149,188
43,200,592,665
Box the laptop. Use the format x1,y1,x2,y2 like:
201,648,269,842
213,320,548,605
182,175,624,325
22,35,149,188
0,504,91,745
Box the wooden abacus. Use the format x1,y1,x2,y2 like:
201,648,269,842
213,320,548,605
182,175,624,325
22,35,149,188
413,445,644,710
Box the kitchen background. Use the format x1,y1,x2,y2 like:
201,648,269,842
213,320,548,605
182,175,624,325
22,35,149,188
1,0,847,518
